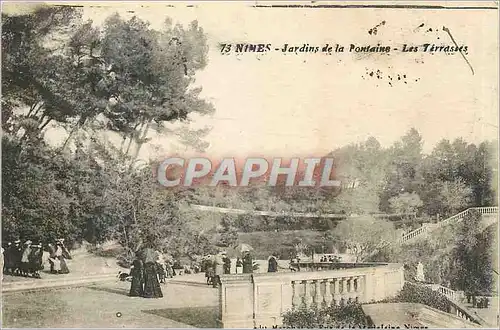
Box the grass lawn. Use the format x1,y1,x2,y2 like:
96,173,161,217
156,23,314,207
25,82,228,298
144,307,219,328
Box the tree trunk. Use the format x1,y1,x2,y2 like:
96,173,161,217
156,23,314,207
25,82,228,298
39,117,52,131
132,121,150,161
61,125,78,151
125,134,134,156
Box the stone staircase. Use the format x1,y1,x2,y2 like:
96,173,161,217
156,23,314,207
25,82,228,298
399,206,498,244
363,302,482,328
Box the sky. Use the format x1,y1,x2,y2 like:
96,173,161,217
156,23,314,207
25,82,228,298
4,1,499,160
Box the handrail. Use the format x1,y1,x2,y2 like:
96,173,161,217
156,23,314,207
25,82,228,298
400,207,498,244
405,281,484,325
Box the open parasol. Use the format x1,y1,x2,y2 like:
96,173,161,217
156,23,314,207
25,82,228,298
234,243,254,253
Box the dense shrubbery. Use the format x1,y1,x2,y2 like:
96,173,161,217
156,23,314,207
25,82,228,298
281,302,368,328
381,283,452,313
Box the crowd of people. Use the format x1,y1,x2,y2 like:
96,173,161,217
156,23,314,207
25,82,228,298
1,238,71,280
201,250,254,288
199,250,290,288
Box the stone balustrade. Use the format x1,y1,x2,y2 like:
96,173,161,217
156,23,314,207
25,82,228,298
400,207,498,244
218,263,404,328
423,283,463,302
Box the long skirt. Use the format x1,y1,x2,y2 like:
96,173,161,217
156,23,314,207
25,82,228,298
143,262,163,298
129,274,144,297
60,258,70,274
51,258,61,272
21,262,30,274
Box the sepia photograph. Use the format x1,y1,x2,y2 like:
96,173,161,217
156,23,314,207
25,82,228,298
1,1,499,328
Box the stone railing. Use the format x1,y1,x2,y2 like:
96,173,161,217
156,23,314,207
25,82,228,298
423,283,464,303
407,281,485,326
400,207,498,244
218,263,404,328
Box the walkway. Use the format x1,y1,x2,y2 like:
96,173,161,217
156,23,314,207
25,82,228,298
2,280,218,328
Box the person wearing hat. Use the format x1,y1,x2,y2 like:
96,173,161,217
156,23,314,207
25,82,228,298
47,242,56,273
49,239,71,274
28,243,43,278
242,250,253,274
57,239,71,274
235,257,243,274
129,257,145,297
12,240,23,276
222,252,231,275
140,240,163,298
204,256,215,286
20,240,33,277
268,253,278,273
213,251,224,288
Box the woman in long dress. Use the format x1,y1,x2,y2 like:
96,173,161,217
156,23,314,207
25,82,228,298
129,258,144,297
57,240,72,274
28,243,43,278
20,240,32,277
141,246,163,298
50,240,71,274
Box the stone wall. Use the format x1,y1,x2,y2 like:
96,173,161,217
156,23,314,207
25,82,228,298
218,263,404,328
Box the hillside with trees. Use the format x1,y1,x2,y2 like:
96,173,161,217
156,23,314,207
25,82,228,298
2,5,497,266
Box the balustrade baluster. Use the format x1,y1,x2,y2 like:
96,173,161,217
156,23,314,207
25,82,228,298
292,281,301,309
324,280,333,307
304,280,313,307
333,278,340,305
314,280,322,308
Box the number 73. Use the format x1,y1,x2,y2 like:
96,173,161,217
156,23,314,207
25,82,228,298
220,44,232,54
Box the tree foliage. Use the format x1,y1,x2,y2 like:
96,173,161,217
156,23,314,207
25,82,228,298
332,216,398,262
1,6,215,262
450,210,494,295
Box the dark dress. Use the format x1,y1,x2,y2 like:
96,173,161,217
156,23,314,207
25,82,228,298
143,262,163,298
223,257,231,274
11,244,22,274
141,248,163,298
4,245,15,274
129,259,144,297
242,254,253,274
28,248,43,276
268,256,278,272
60,246,72,274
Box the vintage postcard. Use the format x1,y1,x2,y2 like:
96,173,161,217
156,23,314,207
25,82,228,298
1,1,498,329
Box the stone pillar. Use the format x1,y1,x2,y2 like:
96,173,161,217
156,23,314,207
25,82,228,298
218,274,254,328
253,274,293,329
